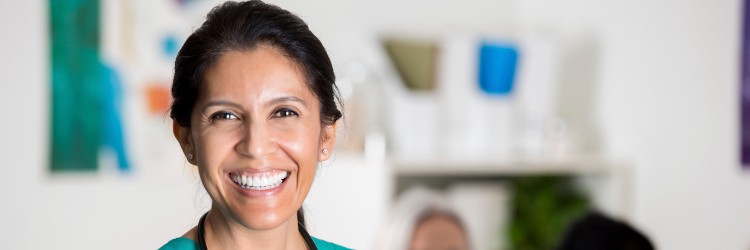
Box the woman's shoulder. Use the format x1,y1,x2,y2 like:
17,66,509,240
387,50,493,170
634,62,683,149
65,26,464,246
158,237,199,250
312,237,353,250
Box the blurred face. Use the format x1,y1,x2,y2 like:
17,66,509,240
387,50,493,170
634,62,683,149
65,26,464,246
410,214,469,250
175,47,336,230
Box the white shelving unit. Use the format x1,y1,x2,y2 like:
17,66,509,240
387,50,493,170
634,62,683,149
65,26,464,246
389,154,632,219
392,155,614,178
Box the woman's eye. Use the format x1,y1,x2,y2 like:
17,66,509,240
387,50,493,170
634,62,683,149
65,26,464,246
273,108,299,118
211,112,238,121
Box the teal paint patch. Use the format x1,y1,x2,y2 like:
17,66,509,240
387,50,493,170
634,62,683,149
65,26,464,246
50,0,130,172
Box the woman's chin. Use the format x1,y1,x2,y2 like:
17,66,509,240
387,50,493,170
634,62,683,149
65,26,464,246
232,209,294,231
220,173,299,231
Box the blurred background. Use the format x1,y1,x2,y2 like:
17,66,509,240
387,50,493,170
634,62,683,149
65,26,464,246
0,0,747,249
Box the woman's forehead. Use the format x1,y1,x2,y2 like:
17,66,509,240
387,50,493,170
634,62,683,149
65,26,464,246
199,48,315,104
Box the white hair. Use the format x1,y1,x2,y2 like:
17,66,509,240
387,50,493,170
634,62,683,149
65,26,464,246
375,186,467,250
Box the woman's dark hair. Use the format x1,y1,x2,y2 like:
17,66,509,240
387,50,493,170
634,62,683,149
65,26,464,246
169,0,342,227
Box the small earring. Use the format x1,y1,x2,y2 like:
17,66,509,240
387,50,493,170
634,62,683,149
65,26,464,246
188,153,193,160
322,148,328,155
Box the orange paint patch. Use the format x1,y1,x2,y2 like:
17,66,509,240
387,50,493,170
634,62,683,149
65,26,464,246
145,83,171,115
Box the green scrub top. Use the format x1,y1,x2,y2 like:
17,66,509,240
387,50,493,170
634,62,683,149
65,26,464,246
158,236,351,250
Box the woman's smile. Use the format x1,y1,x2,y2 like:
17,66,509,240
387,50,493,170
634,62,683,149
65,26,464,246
228,170,289,191
225,169,292,198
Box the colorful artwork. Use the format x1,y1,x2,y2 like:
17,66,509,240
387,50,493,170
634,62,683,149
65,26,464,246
48,0,212,174
49,0,130,172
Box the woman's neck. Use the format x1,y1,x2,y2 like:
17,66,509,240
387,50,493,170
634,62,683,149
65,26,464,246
202,208,308,250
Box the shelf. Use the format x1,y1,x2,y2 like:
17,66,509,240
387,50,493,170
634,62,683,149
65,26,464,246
391,155,614,178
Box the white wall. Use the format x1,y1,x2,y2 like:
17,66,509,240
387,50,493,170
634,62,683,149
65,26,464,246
529,0,750,249
598,1,750,249
2,0,749,249
520,1,750,249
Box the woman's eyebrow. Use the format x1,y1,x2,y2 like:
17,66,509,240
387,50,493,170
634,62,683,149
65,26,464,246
201,100,242,112
267,96,308,107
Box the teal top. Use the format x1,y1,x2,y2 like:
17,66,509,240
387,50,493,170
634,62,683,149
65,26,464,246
159,237,351,250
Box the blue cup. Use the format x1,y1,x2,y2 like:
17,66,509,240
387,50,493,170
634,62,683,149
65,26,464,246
478,41,519,95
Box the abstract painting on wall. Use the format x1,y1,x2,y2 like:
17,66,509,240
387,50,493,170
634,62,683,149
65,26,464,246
49,0,130,172
48,0,213,174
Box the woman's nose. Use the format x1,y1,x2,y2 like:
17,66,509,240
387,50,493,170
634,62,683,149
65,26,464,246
235,122,276,158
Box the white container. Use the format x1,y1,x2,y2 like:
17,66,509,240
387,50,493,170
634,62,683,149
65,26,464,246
437,35,517,160
447,183,510,250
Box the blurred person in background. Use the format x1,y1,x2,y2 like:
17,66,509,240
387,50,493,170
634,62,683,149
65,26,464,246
556,212,655,250
377,187,470,250
160,1,349,249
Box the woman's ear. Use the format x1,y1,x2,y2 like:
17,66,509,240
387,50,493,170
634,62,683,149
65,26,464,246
319,122,338,161
173,120,196,164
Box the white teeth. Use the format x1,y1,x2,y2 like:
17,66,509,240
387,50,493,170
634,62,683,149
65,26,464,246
262,176,270,186
231,171,289,190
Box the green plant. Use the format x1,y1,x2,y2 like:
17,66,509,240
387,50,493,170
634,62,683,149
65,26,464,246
508,176,589,250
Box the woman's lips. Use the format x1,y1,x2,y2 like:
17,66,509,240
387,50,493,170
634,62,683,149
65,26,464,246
228,170,290,191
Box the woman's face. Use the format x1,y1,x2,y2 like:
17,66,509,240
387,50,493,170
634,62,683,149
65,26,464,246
176,47,335,230
410,214,469,250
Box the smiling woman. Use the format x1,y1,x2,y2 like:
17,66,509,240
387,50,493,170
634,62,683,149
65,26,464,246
159,1,348,249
